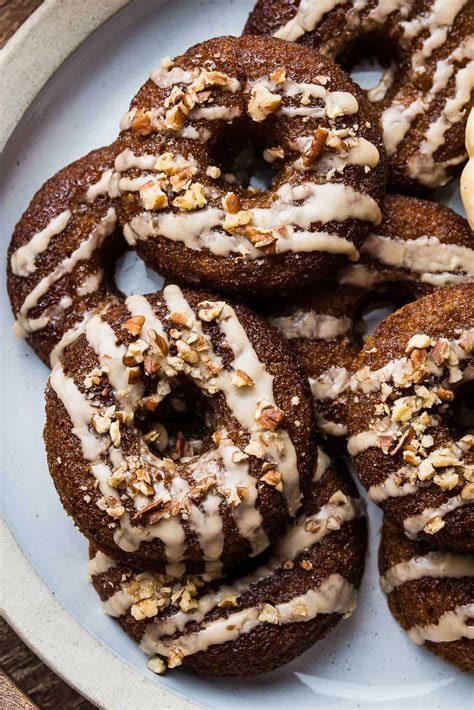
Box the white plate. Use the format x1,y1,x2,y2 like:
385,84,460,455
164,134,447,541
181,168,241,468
0,2,471,709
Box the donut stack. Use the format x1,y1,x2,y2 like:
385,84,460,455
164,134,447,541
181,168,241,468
7,6,474,679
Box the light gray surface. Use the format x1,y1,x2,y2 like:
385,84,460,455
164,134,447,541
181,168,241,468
0,1,471,708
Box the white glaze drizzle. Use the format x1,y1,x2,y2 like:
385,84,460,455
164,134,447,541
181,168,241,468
403,495,472,538
140,574,356,659
125,180,380,259
381,551,474,593
49,310,95,367
269,311,352,341
87,550,116,578
15,208,116,334
310,367,352,402
316,414,348,437
408,604,474,645
11,210,72,277
359,233,474,284
86,169,120,202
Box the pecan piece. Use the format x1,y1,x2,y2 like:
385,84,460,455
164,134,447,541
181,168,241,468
303,127,329,167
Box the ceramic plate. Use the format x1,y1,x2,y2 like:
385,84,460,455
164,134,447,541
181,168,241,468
0,2,471,708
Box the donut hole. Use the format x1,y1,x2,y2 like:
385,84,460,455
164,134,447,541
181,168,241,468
138,381,215,461
114,250,164,296
450,380,474,435
340,32,400,96
208,118,281,193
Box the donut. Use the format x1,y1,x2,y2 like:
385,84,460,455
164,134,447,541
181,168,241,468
339,194,474,294
266,284,366,440
7,144,123,367
88,448,366,676
379,516,474,670
44,285,315,576
265,194,474,441
116,35,386,298
244,0,474,191
347,283,474,552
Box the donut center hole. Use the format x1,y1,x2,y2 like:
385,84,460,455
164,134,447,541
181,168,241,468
209,119,280,192
114,250,165,296
339,32,400,96
450,380,474,434
138,381,215,461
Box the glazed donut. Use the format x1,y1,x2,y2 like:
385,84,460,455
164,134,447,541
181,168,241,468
244,0,474,191
117,35,386,297
266,194,474,441
88,448,366,676
7,144,123,366
339,194,474,294
266,284,366,440
347,283,474,552
461,107,474,229
44,285,315,576
379,516,474,670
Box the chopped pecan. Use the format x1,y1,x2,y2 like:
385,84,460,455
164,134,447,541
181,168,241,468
122,315,145,336
303,127,329,167
131,111,154,136
256,402,285,430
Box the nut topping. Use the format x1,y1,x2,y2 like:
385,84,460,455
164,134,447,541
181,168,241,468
122,315,145,336
303,127,329,167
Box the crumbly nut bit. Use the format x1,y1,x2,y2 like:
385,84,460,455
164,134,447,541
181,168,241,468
405,334,432,353
139,181,169,211
230,369,255,387
260,469,284,492
258,603,281,624
256,400,286,430
122,315,145,336
147,656,166,675
244,225,277,252
263,146,285,163
222,191,241,214
303,127,329,167
270,67,286,84
248,84,282,122
173,182,207,211
222,210,253,234
131,110,154,136
165,103,188,132
167,647,184,669
206,165,221,179
197,300,224,322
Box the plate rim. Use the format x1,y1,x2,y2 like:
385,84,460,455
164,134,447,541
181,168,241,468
0,2,197,707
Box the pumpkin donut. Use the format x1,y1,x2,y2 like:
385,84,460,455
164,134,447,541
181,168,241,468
7,144,123,367
266,284,366,441
44,285,315,577
347,284,474,552
244,0,474,191
88,448,366,676
379,516,474,670
116,34,386,298
340,194,474,294
265,194,474,442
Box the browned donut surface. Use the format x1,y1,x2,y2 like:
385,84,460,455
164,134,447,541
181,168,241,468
7,143,123,366
347,284,474,552
244,0,474,191
264,195,474,443
340,193,474,295
379,516,474,670
44,286,315,575
117,35,386,297
89,450,366,676
265,284,366,441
